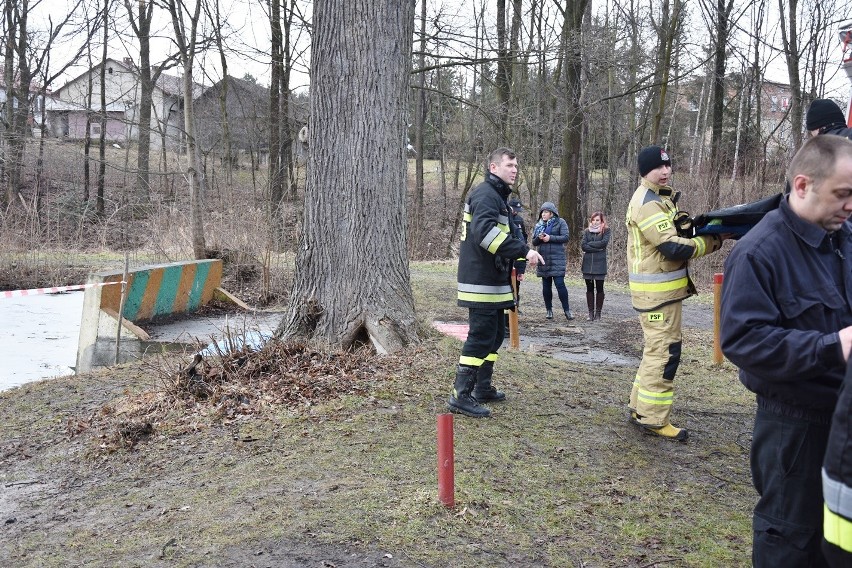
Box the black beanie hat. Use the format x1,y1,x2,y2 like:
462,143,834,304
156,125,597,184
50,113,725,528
637,145,671,177
806,99,846,131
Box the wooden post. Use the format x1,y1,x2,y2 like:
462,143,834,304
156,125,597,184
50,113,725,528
114,254,129,365
508,268,519,349
713,272,724,365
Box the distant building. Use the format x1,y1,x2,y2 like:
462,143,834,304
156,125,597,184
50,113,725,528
49,57,198,148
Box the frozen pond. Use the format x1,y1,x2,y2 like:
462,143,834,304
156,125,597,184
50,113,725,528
0,291,84,391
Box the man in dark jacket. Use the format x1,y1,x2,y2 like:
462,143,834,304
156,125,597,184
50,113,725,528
721,135,852,567
806,98,852,139
450,148,544,418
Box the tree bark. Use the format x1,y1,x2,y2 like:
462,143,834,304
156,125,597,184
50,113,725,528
278,0,417,353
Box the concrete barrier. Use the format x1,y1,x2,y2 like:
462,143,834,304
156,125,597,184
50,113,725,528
76,259,223,372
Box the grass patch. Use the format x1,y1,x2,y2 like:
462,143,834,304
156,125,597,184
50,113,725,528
0,264,754,567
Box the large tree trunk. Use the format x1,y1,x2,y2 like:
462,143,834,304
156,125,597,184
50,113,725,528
557,0,590,246
278,0,417,353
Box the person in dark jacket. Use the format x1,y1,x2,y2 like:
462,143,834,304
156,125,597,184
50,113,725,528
504,198,528,335
806,98,852,139
508,198,528,304
450,148,544,418
823,361,852,566
532,202,573,321
721,134,852,567
580,211,610,321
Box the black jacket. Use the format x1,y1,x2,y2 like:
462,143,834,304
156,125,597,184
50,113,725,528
581,228,610,277
820,124,852,140
457,173,530,309
720,196,852,412
510,209,528,275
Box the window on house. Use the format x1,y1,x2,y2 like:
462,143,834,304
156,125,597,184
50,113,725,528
770,96,778,111
108,67,113,74
91,124,101,135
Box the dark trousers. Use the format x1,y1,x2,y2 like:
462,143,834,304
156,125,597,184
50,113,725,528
750,407,831,568
585,278,604,294
541,276,570,311
460,307,504,365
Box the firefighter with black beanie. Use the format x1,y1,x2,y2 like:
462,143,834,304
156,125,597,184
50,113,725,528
626,145,727,440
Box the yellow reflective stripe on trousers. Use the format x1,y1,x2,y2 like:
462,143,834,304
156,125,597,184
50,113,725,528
485,353,498,362
825,504,852,553
637,387,674,406
459,355,484,367
629,277,688,293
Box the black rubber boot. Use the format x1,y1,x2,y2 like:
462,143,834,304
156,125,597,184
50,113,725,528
586,291,595,321
472,361,506,402
564,309,574,321
595,292,605,320
448,365,491,418
546,308,553,319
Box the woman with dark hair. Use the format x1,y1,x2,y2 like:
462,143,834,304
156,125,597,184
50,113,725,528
581,211,610,320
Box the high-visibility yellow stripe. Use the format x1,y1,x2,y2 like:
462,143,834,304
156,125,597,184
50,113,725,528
691,236,706,257
638,211,670,231
630,225,643,273
637,388,674,406
463,212,472,222
825,504,852,553
485,231,508,254
459,355,484,367
458,291,515,303
629,277,688,292
485,353,499,362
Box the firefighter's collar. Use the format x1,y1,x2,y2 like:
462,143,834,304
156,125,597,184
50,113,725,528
640,178,674,197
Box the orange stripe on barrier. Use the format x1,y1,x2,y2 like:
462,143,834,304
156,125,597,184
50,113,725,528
136,267,164,321
99,274,128,312
173,262,197,313
201,261,223,304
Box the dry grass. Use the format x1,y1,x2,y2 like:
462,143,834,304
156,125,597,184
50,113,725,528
0,262,755,567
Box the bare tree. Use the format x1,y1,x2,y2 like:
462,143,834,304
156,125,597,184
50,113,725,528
165,0,207,258
556,0,591,244
278,0,417,352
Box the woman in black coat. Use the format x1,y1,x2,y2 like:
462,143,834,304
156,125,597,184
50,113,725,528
581,211,610,320
532,202,573,321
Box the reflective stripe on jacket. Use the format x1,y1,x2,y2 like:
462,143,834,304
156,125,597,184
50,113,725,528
457,173,530,308
625,179,721,311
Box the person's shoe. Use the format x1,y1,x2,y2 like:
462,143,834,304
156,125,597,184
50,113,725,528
638,422,688,441
586,291,595,321
472,361,506,403
564,310,574,321
546,309,553,320
448,365,491,418
629,410,641,425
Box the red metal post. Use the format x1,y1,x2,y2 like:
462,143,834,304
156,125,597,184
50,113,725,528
437,413,455,508
713,273,724,365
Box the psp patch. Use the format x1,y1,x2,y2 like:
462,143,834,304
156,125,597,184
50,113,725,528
647,312,664,323
656,220,672,232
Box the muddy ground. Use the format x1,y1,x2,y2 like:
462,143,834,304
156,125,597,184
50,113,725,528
0,276,750,568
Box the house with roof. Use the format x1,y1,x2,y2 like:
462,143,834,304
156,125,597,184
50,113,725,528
48,57,200,148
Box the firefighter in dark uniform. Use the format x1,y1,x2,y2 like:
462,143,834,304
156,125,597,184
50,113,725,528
626,145,726,440
721,135,852,567
449,148,544,418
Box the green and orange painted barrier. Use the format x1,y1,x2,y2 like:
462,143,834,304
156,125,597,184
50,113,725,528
76,259,225,372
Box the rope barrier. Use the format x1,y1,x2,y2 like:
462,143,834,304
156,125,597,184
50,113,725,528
1,281,124,299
